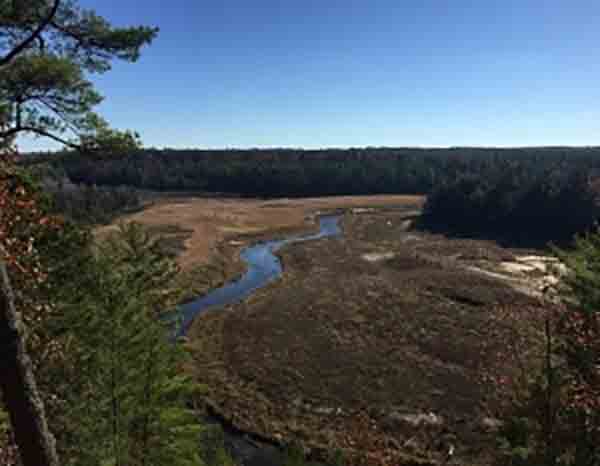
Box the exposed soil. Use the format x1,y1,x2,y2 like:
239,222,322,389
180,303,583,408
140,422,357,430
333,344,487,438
186,207,550,466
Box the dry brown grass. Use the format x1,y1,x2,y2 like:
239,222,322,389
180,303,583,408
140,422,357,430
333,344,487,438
103,196,545,465
186,207,547,466
99,195,424,271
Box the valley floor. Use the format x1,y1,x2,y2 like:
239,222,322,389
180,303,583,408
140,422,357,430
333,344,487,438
100,195,424,271
109,196,551,465
184,205,550,465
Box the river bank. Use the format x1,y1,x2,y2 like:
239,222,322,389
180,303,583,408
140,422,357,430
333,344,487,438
176,215,341,337
186,206,552,466
103,195,425,465
104,195,555,465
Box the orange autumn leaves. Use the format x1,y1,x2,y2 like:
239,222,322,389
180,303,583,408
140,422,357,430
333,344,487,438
0,154,57,280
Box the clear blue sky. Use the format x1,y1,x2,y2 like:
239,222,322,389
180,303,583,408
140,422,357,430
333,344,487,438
22,0,600,150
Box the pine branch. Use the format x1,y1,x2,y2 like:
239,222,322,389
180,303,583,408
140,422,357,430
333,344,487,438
0,124,80,149
0,0,61,67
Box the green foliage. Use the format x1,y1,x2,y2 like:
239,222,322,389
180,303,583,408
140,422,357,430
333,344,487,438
52,146,600,214
495,234,600,466
0,0,157,151
50,145,600,244
35,222,205,466
19,162,143,225
49,184,142,224
556,232,600,313
283,442,307,466
0,406,8,436
496,409,542,466
0,53,102,123
422,161,600,245
0,404,18,466
78,114,143,158
199,426,234,466
329,448,345,466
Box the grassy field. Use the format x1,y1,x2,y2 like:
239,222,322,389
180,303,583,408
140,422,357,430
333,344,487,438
100,195,424,271
105,196,550,465
100,195,424,303
185,206,549,466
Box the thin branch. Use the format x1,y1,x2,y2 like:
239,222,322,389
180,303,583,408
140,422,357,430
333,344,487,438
0,0,61,67
15,100,22,129
0,124,79,149
36,98,82,137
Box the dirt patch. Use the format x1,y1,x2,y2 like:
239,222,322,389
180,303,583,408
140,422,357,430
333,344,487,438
187,208,548,466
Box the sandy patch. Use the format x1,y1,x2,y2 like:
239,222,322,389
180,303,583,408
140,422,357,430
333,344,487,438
467,253,566,298
362,252,396,262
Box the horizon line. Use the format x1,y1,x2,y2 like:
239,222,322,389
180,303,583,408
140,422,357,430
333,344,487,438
23,144,600,154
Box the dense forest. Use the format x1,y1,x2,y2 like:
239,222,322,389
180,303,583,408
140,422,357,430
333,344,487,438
36,165,143,224
27,146,600,244
27,146,600,197
414,149,600,245
421,162,600,246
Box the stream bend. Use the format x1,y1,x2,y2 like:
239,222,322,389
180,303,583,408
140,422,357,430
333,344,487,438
176,215,342,336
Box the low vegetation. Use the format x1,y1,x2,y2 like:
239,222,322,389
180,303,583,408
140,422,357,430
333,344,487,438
186,207,550,465
5,160,600,466
95,195,423,273
490,234,600,466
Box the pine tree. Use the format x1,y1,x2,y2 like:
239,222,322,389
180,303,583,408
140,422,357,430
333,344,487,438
38,222,205,466
1,2,157,464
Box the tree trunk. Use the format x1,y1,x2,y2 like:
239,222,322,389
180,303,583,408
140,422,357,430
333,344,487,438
0,262,59,466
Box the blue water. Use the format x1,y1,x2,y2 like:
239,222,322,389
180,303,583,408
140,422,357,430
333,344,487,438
175,215,342,337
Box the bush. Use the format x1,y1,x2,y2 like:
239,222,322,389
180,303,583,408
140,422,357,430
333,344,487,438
494,233,600,466
35,222,206,466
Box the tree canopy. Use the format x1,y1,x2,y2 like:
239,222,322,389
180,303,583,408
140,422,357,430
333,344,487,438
1,2,160,465
0,0,157,152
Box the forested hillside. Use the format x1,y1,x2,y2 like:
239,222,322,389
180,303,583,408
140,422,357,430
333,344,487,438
415,150,600,245
30,146,600,198
421,163,600,245
29,146,600,245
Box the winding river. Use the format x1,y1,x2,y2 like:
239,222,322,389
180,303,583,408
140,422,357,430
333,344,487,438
176,215,342,337
171,215,342,464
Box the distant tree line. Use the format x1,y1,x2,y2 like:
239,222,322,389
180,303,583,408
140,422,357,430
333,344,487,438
29,146,600,199
420,156,600,246
26,163,143,225
50,184,142,224
24,146,600,244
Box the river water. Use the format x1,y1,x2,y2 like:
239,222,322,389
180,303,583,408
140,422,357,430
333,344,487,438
176,214,342,336
172,215,342,464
